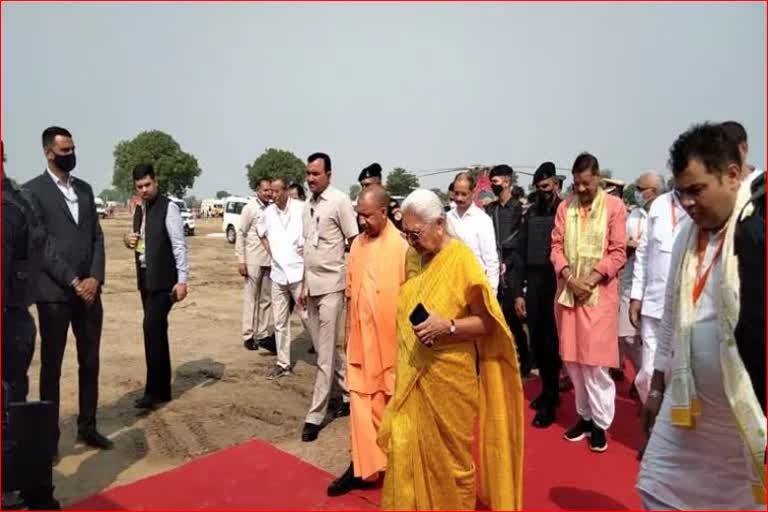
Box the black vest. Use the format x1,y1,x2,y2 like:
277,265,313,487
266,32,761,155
525,198,561,268
2,186,45,309
133,195,177,292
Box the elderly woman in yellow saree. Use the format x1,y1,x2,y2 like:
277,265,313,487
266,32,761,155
377,189,525,510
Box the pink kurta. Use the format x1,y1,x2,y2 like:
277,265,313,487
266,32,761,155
550,194,627,367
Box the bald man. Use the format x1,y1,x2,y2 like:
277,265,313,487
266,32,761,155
617,172,663,390
327,185,408,496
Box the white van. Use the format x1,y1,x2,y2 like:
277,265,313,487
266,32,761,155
222,196,249,244
168,196,196,236
95,197,107,219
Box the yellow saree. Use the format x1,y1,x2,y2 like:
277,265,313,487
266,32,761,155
378,239,524,510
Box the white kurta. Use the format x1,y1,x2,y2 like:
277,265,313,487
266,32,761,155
636,232,759,510
619,207,648,338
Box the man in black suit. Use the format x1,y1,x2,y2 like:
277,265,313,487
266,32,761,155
23,126,112,455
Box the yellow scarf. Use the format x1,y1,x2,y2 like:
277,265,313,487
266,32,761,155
558,188,607,308
669,184,766,505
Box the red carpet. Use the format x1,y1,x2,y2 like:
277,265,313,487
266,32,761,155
71,376,643,510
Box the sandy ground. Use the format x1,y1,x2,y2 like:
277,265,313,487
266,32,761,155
26,217,351,505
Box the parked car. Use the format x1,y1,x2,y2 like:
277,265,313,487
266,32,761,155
169,196,196,236
95,197,107,219
222,196,249,244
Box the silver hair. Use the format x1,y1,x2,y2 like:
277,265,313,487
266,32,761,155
637,170,666,194
401,189,446,224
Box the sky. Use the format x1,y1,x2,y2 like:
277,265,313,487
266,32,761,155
2,1,765,198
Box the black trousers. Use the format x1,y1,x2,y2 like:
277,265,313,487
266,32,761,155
526,268,561,408
1,307,36,403
37,297,103,441
140,287,173,401
498,287,530,372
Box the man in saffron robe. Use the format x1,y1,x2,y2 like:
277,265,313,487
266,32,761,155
551,152,627,453
327,185,409,496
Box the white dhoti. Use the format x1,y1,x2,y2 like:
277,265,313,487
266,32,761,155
634,316,661,404
564,362,616,430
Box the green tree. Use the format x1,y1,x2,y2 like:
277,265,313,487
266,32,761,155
99,188,129,203
113,130,202,198
385,167,420,196
349,184,361,201
246,148,305,191
215,190,230,199
185,195,201,209
430,187,449,204
623,183,637,206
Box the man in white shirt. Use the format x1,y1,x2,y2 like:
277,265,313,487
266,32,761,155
446,172,499,292
629,181,687,405
616,172,663,392
258,177,308,380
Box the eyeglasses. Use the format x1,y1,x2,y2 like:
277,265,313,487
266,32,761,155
400,229,423,244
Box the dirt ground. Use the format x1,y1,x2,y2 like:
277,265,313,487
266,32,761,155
27,217,351,505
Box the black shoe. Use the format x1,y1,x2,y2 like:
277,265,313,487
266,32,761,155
243,338,258,351
333,402,350,418
530,393,560,411
77,429,114,450
589,426,608,452
531,408,556,428
327,463,376,497
259,335,277,354
302,422,321,442
529,394,543,410
563,418,593,442
134,395,170,409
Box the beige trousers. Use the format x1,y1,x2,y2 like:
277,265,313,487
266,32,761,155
305,291,348,425
271,281,309,369
242,265,272,342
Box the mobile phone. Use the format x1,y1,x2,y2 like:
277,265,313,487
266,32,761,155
409,303,429,326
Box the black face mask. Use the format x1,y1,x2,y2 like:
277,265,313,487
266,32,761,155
539,190,555,202
491,184,504,197
53,152,76,173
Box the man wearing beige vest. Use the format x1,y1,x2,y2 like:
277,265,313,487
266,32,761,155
299,152,359,442
236,178,275,352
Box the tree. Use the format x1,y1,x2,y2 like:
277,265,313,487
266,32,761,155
185,195,201,209
246,148,305,191
349,184,361,201
215,190,230,199
113,130,202,198
385,167,420,196
600,168,613,179
430,188,449,204
99,188,129,203
623,183,637,206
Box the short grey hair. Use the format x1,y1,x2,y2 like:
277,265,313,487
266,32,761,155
637,170,666,194
401,189,446,225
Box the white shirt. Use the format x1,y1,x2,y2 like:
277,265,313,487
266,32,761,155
621,206,648,293
630,192,688,319
47,167,79,223
447,203,500,292
257,198,305,285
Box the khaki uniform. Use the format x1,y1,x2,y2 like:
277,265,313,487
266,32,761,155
303,185,359,425
236,197,272,342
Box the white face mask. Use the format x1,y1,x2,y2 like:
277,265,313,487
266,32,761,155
634,190,647,208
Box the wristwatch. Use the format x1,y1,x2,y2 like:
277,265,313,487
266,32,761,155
449,319,456,336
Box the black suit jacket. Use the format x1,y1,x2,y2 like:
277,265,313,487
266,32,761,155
22,171,105,303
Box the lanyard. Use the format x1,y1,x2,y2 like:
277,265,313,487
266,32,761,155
692,229,725,304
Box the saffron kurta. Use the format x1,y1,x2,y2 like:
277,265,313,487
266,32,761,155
345,220,408,480
378,239,525,510
550,192,627,368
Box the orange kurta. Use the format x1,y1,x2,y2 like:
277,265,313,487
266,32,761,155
345,220,408,479
550,193,627,367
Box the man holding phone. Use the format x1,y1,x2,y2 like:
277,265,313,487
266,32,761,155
124,164,188,410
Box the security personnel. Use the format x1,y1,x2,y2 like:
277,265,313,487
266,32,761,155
734,171,765,413
485,164,529,375
358,163,401,229
1,142,60,509
511,161,563,428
